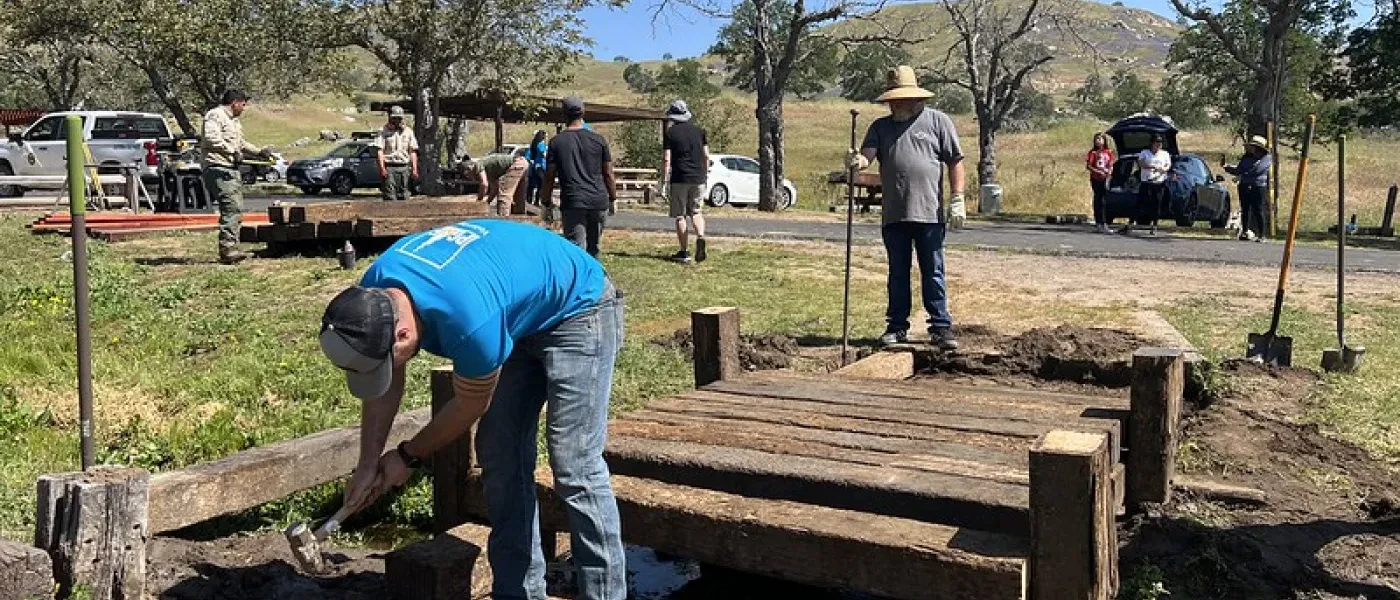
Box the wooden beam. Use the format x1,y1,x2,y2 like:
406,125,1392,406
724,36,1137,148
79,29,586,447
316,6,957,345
691,307,740,387
34,466,150,600
147,408,430,534
289,199,488,223
739,370,1130,411
1029,430,1116,600
1126,348,1184,508
385,523,490,600
0,537,53,600
358,216,483,237
460,469,1028,600
431,366,475,534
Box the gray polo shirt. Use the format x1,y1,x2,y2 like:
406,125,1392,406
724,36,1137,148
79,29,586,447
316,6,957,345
861,107,964,225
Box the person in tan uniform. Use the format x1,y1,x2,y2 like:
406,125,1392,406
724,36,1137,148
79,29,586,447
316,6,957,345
375,106,419,201
463,152,528,216
201,89,269,264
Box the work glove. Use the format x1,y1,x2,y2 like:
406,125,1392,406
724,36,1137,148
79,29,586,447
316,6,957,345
845,150,870,171
948,193,967,230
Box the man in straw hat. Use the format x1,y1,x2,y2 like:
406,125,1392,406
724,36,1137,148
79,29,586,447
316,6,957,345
1223,134,1272,242
660,99,710,263
846,65,967,350
374,105,419,202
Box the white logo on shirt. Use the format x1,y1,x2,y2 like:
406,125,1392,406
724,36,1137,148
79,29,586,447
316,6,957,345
396,223,490,269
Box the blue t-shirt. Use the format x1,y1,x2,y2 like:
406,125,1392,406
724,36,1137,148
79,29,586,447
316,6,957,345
526,141,548,170
360,219,606,378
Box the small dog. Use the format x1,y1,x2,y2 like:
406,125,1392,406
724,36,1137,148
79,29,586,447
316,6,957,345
1225,211,1243,237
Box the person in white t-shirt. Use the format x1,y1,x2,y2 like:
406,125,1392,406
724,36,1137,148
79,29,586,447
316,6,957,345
1125,134,1172,235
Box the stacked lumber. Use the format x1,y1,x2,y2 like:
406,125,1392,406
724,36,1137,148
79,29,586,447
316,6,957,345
241,198,508,244
28,212,270,242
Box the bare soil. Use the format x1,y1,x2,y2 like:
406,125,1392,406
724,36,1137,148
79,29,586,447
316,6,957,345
1120,360,1400,599
147,532,386,600
652,329,840,372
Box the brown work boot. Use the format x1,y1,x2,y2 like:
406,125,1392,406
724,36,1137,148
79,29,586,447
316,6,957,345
218,249,249,265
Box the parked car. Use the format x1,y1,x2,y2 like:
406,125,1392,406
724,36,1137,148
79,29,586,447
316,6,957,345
1103,115,1232,228
240,152,288,184
286,141,419,196
706,154,797,210
0,111,173,197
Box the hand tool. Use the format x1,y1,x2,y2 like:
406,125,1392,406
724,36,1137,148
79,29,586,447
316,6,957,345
1247,114,1315,366
284,504,353,574
1322,134,1365,373
841,109,859,367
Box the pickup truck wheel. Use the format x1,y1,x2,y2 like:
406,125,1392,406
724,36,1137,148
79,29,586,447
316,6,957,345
330,172,355,197
0,162,22,198
300,186,322,196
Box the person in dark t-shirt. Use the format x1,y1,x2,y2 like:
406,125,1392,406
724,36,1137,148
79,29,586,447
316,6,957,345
661,99,710,263
542,96,617,258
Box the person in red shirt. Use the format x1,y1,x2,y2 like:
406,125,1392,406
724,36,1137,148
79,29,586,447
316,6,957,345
1085,132,1115,234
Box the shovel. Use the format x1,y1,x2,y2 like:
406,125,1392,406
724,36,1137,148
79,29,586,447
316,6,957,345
1322,134,1365,373
1247,114,1315,367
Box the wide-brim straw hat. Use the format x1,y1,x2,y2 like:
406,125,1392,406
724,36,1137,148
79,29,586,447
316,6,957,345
876,65,935,102
1246,135,1268,149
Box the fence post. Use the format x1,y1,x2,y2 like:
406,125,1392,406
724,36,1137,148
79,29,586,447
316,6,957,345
35,466,149,600
431,366,475,534
1030,430,1116,600
1127,348,1184,508
691,307,741,387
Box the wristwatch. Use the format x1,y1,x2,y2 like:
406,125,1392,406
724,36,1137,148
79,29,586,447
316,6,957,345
396,440,424,469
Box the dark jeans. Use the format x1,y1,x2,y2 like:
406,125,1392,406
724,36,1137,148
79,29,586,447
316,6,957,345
478,281,627,600
1240,183,1270,238
1137,181,1167,226
562,208,608,257
526,168,543,205
881,221,952,333
1091,179,1108,225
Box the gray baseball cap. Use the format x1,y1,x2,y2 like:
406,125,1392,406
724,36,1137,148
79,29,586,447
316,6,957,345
563,96,585,117
666,99,692,122
320,287,396,400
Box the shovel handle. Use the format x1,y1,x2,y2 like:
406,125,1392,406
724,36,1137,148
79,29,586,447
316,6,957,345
1268,114,1315,334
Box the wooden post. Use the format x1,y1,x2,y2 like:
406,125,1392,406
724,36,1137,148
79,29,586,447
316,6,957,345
34,466,149,600
1030,430,1116,600
1127,348,1184,508
431,366,476,534
1382,185,1397,237
691,307,740,387
494,106,504,153
385,523,490,600
0,539,53,600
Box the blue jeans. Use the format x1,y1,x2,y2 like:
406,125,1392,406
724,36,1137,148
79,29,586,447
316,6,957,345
882,221,952,333
526,167,543,204
476,281,626,600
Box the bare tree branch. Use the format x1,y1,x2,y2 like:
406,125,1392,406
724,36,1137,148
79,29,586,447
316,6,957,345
1167,0,1266,74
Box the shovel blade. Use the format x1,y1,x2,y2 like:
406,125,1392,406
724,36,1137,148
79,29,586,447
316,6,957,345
1247,332,1293,367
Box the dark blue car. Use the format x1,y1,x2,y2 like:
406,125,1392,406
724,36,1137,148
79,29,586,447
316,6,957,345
1103,115,1232,228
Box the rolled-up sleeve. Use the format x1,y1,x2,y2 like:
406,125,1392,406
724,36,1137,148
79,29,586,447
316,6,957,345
934,112,964,164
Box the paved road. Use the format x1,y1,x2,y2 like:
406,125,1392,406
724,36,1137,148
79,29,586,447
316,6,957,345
242,195,1400,274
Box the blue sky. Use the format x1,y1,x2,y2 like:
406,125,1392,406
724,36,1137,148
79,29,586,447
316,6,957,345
580,0,1183,61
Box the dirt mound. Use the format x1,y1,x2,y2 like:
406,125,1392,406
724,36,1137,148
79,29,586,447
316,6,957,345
653,330,802,371
147,532,387,600
917,325,1149,388
1120,360,1400,599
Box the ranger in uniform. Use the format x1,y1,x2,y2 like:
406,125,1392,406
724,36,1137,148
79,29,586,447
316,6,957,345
201,89,269,264
375,106,419,201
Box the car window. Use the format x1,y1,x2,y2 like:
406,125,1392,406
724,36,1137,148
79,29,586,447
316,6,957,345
1173,156,1208,182
327,144,364,158
90,116,168,140
736,158,761,174
719,158,738,171
23,117,66,142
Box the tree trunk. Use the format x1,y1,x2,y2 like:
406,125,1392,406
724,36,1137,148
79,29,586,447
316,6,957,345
447,118,468,164
756,97,781,212
977,114,998,186
140,62,194,136
413,86,443,195
772,103,785,181
1250,26,1288,135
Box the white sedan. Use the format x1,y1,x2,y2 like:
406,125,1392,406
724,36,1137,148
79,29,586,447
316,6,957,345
705,154,797,210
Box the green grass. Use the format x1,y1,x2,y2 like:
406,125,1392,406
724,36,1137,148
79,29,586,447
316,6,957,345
0,217,893,540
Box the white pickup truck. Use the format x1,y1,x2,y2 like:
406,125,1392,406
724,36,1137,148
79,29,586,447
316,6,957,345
0,110,174,197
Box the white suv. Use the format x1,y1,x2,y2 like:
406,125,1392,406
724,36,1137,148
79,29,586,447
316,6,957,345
0,111,174,197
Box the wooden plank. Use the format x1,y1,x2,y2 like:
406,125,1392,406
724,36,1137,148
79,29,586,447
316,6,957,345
239,225,262,244
94,224,221,242
1127,348,1184,508
385,523,490,600
34,466,149,600
657,390,1122,464
147,408,430,534
604,435,1032,535
360,216,483,237
742,370,1131,411
691,307,740,387
0,539,53,600
430,367,475,534
608,419,1030,485
460,469,1028,600
267,205,288,224
316,220,352,239
1174,476,1267,507
290,199,489,223
1029,431,1116,600
613,409,1029,468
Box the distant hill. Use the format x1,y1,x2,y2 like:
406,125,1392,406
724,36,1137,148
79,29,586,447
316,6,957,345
826,0,1182,96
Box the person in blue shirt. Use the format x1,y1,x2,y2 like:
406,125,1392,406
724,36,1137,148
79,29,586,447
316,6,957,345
525,129,548,205
1223,135,1272,242
319,219,626,600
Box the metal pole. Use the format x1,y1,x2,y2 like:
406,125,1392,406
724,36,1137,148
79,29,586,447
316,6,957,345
841,109,859,367
1268,120,1280,238
66,115,95,470
1337,135,1346,348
